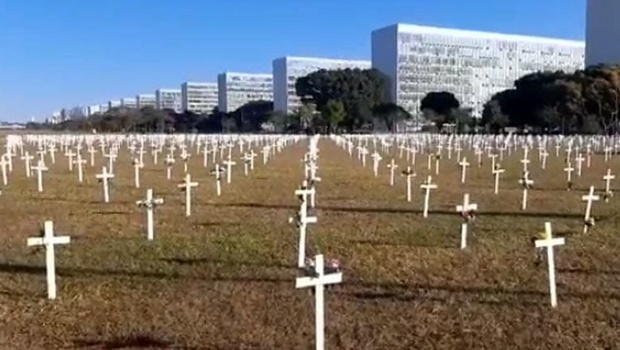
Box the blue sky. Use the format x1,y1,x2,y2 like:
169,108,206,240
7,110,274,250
0,0,586,122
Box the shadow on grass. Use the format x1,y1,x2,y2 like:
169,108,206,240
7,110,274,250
214,202,586,219
90,210,130,215
74,335,172,349
161,257,295,270
558,267,620,275
346,279,620,303
0,262,290,284
349,238,454,249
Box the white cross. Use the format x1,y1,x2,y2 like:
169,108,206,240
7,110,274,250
459,157,470,184
136,188,164,240
492,165,505,195
210,164,225,196
456,193,477,249
65,149,76,172
223,157,236,184
420,175,437,218
401,167,416,202
21,151,33,178
292,181,317,268
295,254,342,350
31,159,48,192
95,166,114,203
0,154,9,186
386,159,398,186
165,154,175,180
133,158,144,188
178,173,199,217
564,162,574,190
74,153,86,183
604,169,615,202
27,221,70,300
534,222,565,308
518,171,534,210
581,186,600,234
371,151,382,177
576,153,585,177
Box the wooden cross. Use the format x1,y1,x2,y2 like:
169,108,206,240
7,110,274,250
386,159,398,186
371,152,382,177
74,152,87,183
292,181,318,268
178,174,199,217
492,164,504,195
95,166,114,203
223,157,236,184
456,193,477,249
132,158,144,188
0,154,9,186
65,149,76,172
31,159,48,192
459,157,470,184
575,153,585,177
295,254,342,350
165,154,175,180
210,164,225,196
21,151,33,178
420,175,437,218
401,167,416,202
581,186,600,234
604,169,615,202
27,221,70,300
518,171,534,210
564,162,574,190
534,222,565,308
136,188,164,240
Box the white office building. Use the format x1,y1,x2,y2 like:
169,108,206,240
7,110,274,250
217,72,273,113
156,89,182,112
586,0,620,66
181,82,218,114
121,97,138,109
87,105,101,116
136,94,156,109
273,56,371,114
108,100,122,109
371,24,585,118
99,104,110,114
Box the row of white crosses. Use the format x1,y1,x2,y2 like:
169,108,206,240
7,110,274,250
292,136,343,350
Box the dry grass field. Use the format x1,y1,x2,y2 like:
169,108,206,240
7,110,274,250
1,137,620,350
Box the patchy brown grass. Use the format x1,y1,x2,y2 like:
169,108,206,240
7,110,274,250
0,138,619,350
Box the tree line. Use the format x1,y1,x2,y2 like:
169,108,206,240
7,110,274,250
29,68,413,134
31,64,620,135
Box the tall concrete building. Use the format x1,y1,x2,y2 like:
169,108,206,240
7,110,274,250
136,94,156,109
156,89,182,112
181,82,218,114
371,24,585,117
272,56,371,114
586,0,620,66
108,100,122,109
121,97,138,109
217,72,273,113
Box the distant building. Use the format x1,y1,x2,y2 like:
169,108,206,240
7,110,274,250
87,105,101,116
586,0,620,66
273,56,371,114
121,97,137,109
371,23,584,118
136,94,156,109
217,72,273,113
156,89,182,113
108,100,122,109
181,82,218,114
99,104,110,114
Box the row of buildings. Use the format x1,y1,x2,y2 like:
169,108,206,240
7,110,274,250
54,5,620,124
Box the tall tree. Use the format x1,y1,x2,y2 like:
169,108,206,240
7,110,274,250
373,103,412,132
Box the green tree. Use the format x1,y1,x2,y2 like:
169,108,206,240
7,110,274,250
481,99,509,133
373,103,412,132
295,68,389,131
321,100,346,133
420,91,460,129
